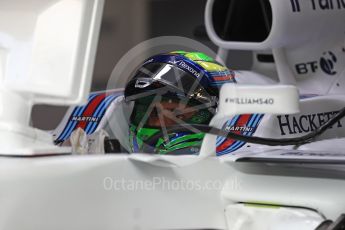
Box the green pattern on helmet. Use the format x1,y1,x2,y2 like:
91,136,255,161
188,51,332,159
136,127,159,141
158,140,203,155
161,133,205,148
185,52,214,62
129,125,159,152
154,132,205,148
171,50,188,55
126,51,232,155
170,51,214,62
146,129,205,154
129,123,205,155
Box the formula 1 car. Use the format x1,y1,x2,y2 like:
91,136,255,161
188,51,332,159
1,0,345,230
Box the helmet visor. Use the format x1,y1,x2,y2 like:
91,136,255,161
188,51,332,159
124,62,217,105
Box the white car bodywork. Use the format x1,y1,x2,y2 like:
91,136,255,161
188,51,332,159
1,0,345,229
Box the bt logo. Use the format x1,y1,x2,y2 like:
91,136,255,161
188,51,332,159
295,51,338,75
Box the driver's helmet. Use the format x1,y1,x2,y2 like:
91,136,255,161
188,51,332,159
124,51,236,155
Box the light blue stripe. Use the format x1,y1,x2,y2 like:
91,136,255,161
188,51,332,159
59,94,97,141
227,114,258,152
229,131,250,152
89,95,119,134
217,114,256,153
247,114,258,127
84,95,113,134
221,128,251,154
216,115,240,145
219,114,264,155
228,115,263,153
57,107,81,141
217,114,258,155
94,95,116,116
227,127,254,153
229,141,247,154
86,94,120,134
85,95,116,134
252,114,264,128
218,133,248,155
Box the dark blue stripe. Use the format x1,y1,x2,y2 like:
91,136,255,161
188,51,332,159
86,94,118,134
216,115,240,145
218,114,256,155
83,94,112,134
57,94,98,141
228,115,263,153
56,107,80,141
227,114,259,152
217,114,258,155
88,94,119,133
220,114,264,155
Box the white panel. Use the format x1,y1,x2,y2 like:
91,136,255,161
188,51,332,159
0,0,104,104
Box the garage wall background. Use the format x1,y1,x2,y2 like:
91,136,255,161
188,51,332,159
32,0,252,130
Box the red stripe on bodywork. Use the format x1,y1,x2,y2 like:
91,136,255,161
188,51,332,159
76,94,106,130
216,114,251,152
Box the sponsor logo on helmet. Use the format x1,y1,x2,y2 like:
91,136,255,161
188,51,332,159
177,61,201,78
168,59,201,78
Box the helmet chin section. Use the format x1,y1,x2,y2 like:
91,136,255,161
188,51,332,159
129,125,205,155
